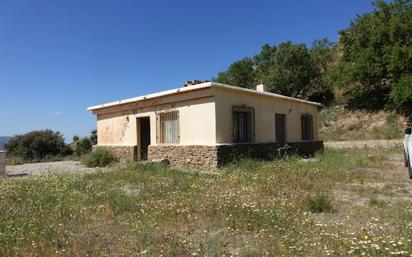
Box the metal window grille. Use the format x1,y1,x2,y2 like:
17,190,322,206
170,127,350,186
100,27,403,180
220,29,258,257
301,113,313,141
158,111,179,144
233,106,255,143
275,113,287,145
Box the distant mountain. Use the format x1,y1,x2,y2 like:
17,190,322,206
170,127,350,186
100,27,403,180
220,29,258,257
0,137,12,150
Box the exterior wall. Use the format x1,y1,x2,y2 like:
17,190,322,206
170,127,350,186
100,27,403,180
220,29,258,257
213,87,319,144
91,84,322,167
93,88,216,160
93,145,138,161
148,145,218,170
148,141,323,170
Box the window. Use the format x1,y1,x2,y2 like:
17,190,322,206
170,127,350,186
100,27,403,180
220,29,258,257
233,106,255,143
275,113,287,145
301,113,313,140
158,111,179,144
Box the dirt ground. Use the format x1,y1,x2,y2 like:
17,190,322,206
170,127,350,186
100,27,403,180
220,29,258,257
313,152,412,229
325,139,402,149
5,161,102,176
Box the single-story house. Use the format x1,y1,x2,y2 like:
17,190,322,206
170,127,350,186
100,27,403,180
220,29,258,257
88,80,323,170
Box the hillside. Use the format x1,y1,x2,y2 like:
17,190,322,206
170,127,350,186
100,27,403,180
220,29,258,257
319,106,405,141
0,136,11,150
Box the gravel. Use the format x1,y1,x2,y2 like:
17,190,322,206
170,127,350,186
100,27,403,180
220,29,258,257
324,139,402,149
6,161,103,176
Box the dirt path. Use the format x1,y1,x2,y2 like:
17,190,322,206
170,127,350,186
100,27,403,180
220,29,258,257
314,152,412,227
6,161,103,176
324,139,402,149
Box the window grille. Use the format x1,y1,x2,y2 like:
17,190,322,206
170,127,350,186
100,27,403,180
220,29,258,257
233,106,255,143
158,111,179,144
301,113,313,140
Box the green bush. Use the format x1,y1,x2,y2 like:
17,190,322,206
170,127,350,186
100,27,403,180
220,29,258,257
5,130,72,162
73,137,93,156
306,191,333,213
83,149,116,168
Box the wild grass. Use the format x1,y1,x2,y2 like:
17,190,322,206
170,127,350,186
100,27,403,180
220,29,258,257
319,106,404,141
0,148,411,256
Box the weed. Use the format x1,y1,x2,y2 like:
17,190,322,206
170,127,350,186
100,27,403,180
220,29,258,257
307,191,334,213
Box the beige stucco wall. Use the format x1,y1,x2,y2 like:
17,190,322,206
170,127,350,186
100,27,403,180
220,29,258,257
213,87,319,143
94,88,217,151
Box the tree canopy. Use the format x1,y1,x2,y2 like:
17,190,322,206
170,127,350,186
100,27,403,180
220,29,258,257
5,130,71,161
336,0,412,112
212,0,411,112
213,40,334,105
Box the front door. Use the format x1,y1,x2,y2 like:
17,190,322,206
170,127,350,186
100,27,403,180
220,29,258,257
275,113,286,145
139,117,151,160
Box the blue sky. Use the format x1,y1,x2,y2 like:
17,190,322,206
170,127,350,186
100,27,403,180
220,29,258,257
0,0,373,142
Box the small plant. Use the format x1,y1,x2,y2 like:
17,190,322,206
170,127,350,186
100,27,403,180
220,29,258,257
369,194,386,207
83,149,116,167
306,191,333,213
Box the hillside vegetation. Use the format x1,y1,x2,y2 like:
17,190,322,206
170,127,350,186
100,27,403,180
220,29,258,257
319,106,405,141
213,0,412,114
1,147,411,256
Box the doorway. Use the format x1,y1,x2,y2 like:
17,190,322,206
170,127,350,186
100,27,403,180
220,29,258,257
275,113,287,145
138,117,151,160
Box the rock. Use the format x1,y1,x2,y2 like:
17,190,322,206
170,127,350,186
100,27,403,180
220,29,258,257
151,158,170,165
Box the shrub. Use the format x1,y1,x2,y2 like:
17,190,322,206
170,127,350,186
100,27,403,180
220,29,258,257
73,137,93,156
5,130,72,161
83,149,116,167
72,130,97,156
306,191,333,213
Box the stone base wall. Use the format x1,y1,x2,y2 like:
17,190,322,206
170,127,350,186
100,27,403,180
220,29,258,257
287,141,324,156
93,145,138,161
148,141,324,170
148,145,218,170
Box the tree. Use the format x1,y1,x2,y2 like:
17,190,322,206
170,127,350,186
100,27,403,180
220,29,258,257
213,41,322,100
90,129,98,145
72,135,80,142
254,44,277,83
308,38,339,105
390,74,412,113
336,0,412,111
261,41,320,98
5,130,71,161
213,58,256,88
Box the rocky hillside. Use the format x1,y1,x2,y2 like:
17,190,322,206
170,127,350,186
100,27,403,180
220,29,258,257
319,106,406,141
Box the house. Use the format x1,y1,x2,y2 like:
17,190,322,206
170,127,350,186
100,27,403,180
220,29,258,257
88,81,323,170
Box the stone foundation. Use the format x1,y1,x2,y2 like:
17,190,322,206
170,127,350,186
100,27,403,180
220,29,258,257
92,145,138,161
148,141,323,170
148,145,219,170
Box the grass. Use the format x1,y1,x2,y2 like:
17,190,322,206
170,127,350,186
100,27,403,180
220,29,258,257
307,191,333,213
319,106,404,141
0,148,411,256
6,155,80,166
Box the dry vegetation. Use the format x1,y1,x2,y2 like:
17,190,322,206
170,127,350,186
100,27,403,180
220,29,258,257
1,147,412,256
319,106,405,141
